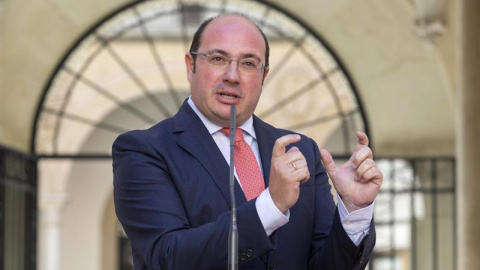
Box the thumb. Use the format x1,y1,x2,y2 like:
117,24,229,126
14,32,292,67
320,149,337,177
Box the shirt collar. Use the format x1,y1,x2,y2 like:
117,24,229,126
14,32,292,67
187,96,257,140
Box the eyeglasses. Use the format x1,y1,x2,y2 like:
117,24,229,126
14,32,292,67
191,52,266,75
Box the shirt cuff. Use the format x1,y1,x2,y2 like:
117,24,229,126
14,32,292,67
337,194,374,246
255,188,289,236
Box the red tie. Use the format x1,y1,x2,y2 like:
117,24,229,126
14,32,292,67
221,128,265,201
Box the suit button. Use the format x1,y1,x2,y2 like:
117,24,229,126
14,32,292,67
268,266,274,270
245,249,253,257
357,251,364,265
240,253,247,261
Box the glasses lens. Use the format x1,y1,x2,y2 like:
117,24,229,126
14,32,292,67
206,54,228,67
239,59,261,74
199,53,263,74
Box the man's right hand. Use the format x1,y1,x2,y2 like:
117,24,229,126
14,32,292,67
268,134,310,214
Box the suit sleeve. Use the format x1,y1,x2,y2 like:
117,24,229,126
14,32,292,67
307,138,376,270
113,131,274,270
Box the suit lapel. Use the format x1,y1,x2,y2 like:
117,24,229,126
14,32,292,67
253,116,279,265
253,116,277,188
172,101,246,206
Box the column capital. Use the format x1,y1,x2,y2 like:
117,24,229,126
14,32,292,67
39,192,69,210
411,0,448,43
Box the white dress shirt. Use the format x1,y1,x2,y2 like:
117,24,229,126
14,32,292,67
187,97,373,246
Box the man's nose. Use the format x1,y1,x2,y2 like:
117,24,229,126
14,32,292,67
223,60,241,83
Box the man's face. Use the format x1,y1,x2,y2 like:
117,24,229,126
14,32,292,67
186,15,269,127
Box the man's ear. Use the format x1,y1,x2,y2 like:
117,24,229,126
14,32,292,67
185,52,195,83
261,67,270,85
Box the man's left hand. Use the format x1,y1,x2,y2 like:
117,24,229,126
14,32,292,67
320,132,383,212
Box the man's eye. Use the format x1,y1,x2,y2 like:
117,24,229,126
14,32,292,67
242,61,257,68
210,56,226,62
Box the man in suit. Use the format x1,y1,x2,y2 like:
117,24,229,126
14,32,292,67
113,14,383,269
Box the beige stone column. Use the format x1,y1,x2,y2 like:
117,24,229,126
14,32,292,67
456,1,480,269
37,160,72,270
38,193,68,270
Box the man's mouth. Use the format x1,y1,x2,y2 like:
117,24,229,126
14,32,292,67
219,93,239,100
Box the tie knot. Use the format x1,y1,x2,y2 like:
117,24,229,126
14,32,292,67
221,127,244,142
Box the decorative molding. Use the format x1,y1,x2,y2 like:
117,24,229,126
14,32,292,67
411,0,447,43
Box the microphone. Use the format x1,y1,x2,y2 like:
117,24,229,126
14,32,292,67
228,105,238,270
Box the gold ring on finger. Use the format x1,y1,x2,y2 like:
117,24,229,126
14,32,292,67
292,163,298,170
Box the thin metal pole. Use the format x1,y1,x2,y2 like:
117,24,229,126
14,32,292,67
228,105,238,270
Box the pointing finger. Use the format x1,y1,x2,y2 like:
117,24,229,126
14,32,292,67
272,134,301,158
286,146,300,154
354,131,369,153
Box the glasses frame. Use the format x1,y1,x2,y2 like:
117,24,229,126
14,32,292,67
191,51,267,75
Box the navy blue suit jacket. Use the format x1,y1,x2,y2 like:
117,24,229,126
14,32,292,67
113,100,375,269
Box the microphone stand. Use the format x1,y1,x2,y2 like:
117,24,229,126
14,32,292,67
228,105,238,270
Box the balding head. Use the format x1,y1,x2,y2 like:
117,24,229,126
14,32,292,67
189,14,270,70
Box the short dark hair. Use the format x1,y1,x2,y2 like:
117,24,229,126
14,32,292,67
189,14,270,71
